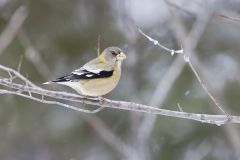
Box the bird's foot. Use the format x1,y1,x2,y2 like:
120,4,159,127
98,96,104,105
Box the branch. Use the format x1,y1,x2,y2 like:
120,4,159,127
166,0,240,23
137,25,228,115
97,34,101,56
163,1,240,158
136,25,183,56
0,64,240,125
216,12,240,22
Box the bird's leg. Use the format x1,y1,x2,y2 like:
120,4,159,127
80,94,104,105
98,96,104,105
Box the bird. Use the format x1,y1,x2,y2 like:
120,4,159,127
44,46,126,97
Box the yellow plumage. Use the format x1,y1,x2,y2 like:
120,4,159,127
44,46,126,96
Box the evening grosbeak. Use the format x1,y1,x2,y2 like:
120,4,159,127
44,46,126,96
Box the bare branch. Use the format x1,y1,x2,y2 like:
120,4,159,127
0,88,103,113
216,12,240,22
164,1,240,159
0,64,240,125
17,55,23,73
97,34,101,56
166,0,240,23
137,26,228,115
177,103,184,112
187,60,227,114
137,25,183,56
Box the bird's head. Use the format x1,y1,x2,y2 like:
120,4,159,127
99,46,126,65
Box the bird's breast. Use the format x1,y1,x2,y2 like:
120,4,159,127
78,68,121,96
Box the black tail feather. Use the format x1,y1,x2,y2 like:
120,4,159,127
51,75,71,82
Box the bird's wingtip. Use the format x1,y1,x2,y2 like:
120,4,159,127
43,81,52,84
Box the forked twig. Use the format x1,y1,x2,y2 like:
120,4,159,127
137,26,228,115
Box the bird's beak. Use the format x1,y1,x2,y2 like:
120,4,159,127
117,52,126,60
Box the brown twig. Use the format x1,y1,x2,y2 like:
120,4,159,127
97,34,101,56
216,12,240,22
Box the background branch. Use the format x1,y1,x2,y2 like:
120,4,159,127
0,6,27,55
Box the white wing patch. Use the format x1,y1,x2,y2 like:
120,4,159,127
87,69,102,74
72,71,84,75
85,74,94,77
72,66,103,75
82,65,103,74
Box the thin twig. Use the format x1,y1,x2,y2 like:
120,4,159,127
166,0,240,23
177,103,183,112
188,60,227,114
17,55,24,73
216,12,240,22
164,2,240,158
97,34,101,56
136,25,183,56
137,26,228,115
0,88,103,113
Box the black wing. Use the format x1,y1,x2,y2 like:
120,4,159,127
52,69,114,82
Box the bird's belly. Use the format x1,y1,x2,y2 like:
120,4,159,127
79,76,119,96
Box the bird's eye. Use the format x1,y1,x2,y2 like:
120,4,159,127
111,51,117,56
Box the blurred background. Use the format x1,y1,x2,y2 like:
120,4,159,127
0,0,240,159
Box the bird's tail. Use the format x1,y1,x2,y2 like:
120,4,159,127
43,81,53,84
43,75,71,84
